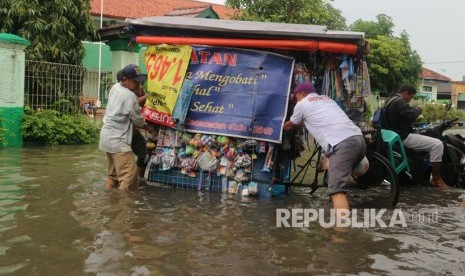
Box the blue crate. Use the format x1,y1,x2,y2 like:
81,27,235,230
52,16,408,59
147,152,289,198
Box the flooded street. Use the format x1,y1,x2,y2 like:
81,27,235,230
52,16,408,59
0,145,464,275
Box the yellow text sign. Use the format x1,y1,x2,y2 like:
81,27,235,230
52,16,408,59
143,44,192,127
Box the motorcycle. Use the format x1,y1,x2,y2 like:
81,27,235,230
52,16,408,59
401,101,465,188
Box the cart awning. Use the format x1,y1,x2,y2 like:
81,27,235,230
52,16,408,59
135,36,359,55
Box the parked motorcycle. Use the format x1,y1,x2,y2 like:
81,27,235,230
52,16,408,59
401,101,465,188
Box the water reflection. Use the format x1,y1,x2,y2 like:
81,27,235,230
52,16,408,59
0,145,464,275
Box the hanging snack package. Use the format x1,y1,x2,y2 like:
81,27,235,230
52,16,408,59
228,180,238,194
241,183,249,196
234,153,252,168
226,163,235,178
262,143,275,172
179,157,191,175
160,148,177,171
248,181,259,196
243,139,258,148
187,156,198,178
150,151,163,166
293,62,310,85
197,151,219,172
219,156,229,175
156,127,166,148
148,127,159,142
144,154,160,181
163,128,174,147
174,130,183,147
259,141,267,153
221,176,228,193
233,168,248,183
181,132,192,144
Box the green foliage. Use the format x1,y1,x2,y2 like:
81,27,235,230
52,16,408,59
366,36,404,94
397,31,423,88
350,15,422,96
363,101,373,123
350,14,394,39
225,0,347,30
0,0,97,64
22,106,99,146
420,103,465,123
0,110,5,146
51,98,81,115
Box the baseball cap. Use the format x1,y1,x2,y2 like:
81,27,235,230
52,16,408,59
294,81,316,95
120,64,147,83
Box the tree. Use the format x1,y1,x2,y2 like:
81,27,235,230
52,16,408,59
350,15,422,96
0,0,97,65
350,14,394,39
365,35,404,95
398,31,423,89
225,0,347,30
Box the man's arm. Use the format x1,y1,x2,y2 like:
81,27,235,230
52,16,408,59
284,101,305,133
138,94,148,107
129,97,145,128
284,120,299,133
135,87,147,107
398,100,422,123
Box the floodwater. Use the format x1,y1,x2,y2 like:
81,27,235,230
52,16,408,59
0,145,465,275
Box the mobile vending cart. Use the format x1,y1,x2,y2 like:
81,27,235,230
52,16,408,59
100,17,369,198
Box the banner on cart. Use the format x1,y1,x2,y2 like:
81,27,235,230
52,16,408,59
184,46,294,143
143,44,193,127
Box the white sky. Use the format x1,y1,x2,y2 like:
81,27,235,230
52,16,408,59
331,0,465,81
202,0,465,81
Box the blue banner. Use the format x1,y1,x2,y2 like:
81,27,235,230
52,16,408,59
184,46,294,143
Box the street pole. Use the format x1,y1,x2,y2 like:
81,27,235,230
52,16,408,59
97,0,103,106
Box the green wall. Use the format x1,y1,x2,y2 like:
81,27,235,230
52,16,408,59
84,41,148,73
82,42,112,70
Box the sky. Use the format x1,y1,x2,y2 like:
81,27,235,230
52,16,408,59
202,0,465,81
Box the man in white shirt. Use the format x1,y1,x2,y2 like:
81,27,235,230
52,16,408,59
116,70,149,180
99,64,146,191
284,81,366,212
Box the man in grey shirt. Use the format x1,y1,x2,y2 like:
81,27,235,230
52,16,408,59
99,64,146,191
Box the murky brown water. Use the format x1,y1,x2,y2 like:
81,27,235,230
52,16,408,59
0,145,464,275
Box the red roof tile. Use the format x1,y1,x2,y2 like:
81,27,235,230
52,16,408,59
422,67,451,82
165,6,212,17
90,0,236,20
